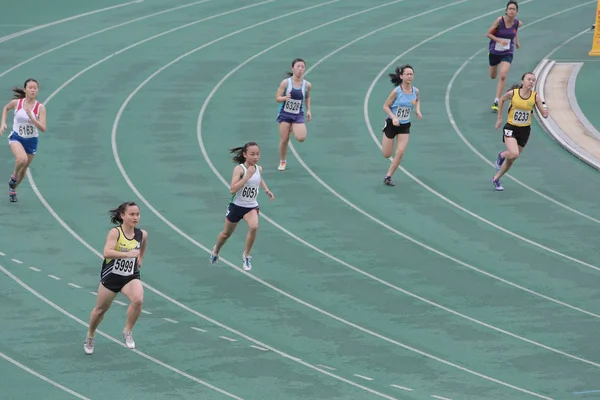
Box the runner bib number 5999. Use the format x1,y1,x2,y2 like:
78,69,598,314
112,257,136,276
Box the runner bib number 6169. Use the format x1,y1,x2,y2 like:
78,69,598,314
112,257,136,277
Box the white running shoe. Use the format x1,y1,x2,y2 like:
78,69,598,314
84,337,94,355
242,253,252,271
123,332,135,349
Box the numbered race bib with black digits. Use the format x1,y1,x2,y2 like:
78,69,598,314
283,99,302,114
16,123,35,137
512,109,530,124
241,186,258,200
112,257,136,277
396,107,411,120
494,39,511,51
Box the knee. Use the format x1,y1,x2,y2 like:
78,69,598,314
93,306,108,316
248,224,258,234
382,148,393,158
220,231,232,239
394,148,406,159
130,297,143,308
506,151,519,160
15,155,28,167
498,73,507,82
296,136,306,143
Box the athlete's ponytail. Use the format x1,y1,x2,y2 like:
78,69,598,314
389,64,414,86
11,78,39,99
109,202,138,225
285,58,306,77
230,142,259,164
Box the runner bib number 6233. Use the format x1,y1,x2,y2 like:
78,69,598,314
112,257,136,277
512,109,530,124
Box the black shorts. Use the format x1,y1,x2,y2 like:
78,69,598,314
502,123,531,148
382,118,411,139
226,202,259,223
101,272,140,293
489,53,513,66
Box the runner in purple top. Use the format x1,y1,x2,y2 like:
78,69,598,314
274,58,312,171
486,1,522,112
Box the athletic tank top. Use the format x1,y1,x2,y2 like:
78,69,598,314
101,226,142,279
12,98,41,139
389,86,417,124
489,16,519,55
231,164,261,208
278,77,306,116
507,89,537,127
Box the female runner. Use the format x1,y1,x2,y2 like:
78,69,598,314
210,142,274,271
84,202,148,355
0,78,47,202
275,58,312,171
380,64,422,186
486,1,522,112
493,72,548,191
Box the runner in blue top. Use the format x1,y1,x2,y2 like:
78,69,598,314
275,58,312,172
381,64,422,187
486,0,522,112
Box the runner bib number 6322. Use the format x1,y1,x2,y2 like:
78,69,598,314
112,257,136,277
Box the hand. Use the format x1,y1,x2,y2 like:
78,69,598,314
306,111,312,122
138,259,143,269
392,118,400,126
0,122,6,135
495,119,502,130
127,250,140,258
282,93,291,102
265,190,274,201
416,111,422,120
246,165,256,177
542,108,549,118
515,43,520,49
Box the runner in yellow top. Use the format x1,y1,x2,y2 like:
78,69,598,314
492,71,548,191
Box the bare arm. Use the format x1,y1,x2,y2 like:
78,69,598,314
229,165,254,194
486,18,504,43
258,166,274,200
0,99,17,134
383,89,398,121
535,93,548,119
304,81,311,116
138,230,148,268
103,228,138,259
495,90,514,129
28,104,46,132
275,79,290,103
415,88,421,115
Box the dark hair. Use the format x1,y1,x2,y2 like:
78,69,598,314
389,64,414,86
230,142,260,164
109,202,138,225
285,58,306,78
510,71,534,90
506,0,518,12
12,78,38,99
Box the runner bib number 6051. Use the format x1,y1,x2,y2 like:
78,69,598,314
112,257,136,277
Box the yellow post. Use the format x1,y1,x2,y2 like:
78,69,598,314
590,0,600,56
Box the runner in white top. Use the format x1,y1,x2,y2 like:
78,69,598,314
0,79,47,203
210,142,274,271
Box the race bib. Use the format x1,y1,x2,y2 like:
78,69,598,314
112,257,136,277
15,123,35,137
503,128,513,137
494,39,511,51
283,99,302,114
241,186,258,200
396,107,411,120
512,109,530,124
